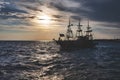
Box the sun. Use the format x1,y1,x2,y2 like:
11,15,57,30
38,15,51,25
31,13,54,29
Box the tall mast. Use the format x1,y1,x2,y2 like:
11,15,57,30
86,19,93,40
66,18,73,40
76,19,83,37
69,18,70,26
88,19,89,28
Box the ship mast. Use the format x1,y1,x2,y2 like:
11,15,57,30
86,20,93,40
76,19,83,38
66,18,73,40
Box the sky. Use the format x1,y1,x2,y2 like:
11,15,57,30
0,0,120,40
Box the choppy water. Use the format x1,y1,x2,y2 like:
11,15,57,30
0,41,120,80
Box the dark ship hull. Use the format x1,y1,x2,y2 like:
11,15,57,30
54,18,97,51
56,40,96,50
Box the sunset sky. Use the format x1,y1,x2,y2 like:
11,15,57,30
0,0,120,40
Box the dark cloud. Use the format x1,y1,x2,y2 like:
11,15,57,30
0,0,43,19
0,2,28,20
0,3,27,14
0,14,35,19
50,2,66,11
80,0,120,23
52,15,63,18
0,19,31,26
50,0,120,24
71,16,82,20
1,0,120,28
0,2,38,19
49,1,81,13
98,23,120,28
4,0,37,2
0,15,19,19
21,4,43,12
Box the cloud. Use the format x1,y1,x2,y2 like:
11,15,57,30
0,1,29,20
22,4,43,12
52,15,63,18
0,15,19,19
0,18,31,26
0,2,27,14
98,23,120,29
79,0,120,23
51,0,120,22
1,0,120,23
0,0,119,40
1,0,120,27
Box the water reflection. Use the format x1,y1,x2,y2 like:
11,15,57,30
0,41,120,80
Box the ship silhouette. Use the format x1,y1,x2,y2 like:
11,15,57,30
54,18,96,50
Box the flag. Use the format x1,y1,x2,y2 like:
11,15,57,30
59,34,65,37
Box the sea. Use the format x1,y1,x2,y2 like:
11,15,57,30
0,41,120,80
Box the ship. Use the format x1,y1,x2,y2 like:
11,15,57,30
54,18,96,50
